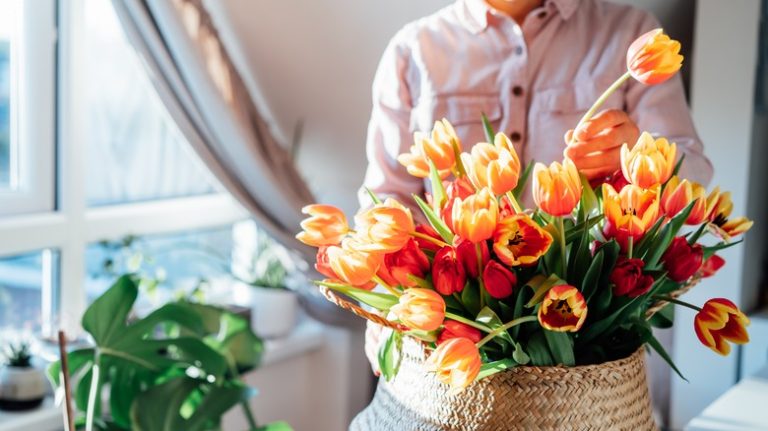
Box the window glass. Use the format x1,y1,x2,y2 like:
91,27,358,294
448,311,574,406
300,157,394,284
83,0,219,206
0,0,21,189
0,251,46,334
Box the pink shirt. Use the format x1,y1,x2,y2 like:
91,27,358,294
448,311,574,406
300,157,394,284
360,0,712,207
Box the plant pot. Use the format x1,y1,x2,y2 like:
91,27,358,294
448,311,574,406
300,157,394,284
350,337,657,431
0,365,47,411
249,286,298,339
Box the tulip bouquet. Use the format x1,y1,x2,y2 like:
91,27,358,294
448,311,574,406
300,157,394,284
297,29,753,392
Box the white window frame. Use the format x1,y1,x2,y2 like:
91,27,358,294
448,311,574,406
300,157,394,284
0,0,247,337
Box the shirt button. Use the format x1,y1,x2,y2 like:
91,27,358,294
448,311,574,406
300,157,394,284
512,86,524,97
510,131,522,142
537,11,547,19
515,46,524,56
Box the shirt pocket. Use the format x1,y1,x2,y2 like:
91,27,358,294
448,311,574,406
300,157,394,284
412,94,502,149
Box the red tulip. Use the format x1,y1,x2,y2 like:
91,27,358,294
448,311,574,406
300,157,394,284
482,260,517,299
700,255,725,278
610,257,655,298
414,224,443,253
377,239,430,288
662,236,703,282
437,320,482,345
454,237,489,279
432,246,466,295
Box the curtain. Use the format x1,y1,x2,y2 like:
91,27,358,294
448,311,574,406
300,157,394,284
111,0,357,327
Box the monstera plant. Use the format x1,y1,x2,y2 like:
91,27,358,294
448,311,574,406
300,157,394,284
48,274,291,431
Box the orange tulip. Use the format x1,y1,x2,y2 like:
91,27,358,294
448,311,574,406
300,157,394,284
390,288,446,332
603,184,660,250
626,28,683,85
397,119,458,178
493,214,553,267
620,132,677,188
296,204,349,247
326,239,382,288
451,188,499,243
532,159,582,217
537,284,588,332
425,337,482,392
694,298,750,356
660,176,710,225
461,133,521,196
353,198,415,253
397,143,451,179
707,188,754,241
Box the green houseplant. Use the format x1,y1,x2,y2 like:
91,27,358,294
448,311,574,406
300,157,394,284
48,274,291,431
0,341,48,411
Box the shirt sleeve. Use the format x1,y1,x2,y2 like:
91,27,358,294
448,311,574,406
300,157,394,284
624,13,714,186
358,31,425,210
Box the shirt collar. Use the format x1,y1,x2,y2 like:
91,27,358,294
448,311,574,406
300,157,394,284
459,0,580,34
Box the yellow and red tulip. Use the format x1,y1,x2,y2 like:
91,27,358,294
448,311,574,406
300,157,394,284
707,188,754,241
390,288,446,332
461,134,521,196
353,198,415,253
602,183,661,250
493,214,553,267
626,28,684,85
620,132,676,188
532,159,582,217
538,285,588,332
425,337,482,392
661,176,710,225
451,188,499,243
296,204,349,247
326,239,382,289
437,320,483,345
694,298,750,356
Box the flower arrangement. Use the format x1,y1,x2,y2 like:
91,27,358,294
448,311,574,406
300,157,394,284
297,29,753,392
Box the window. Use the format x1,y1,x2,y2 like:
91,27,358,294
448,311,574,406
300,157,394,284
0,0,247,338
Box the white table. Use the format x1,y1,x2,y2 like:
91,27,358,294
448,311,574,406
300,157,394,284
686,366,768,431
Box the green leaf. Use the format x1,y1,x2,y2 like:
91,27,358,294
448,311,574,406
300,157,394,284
316,281,399,310
645,200,697,268
637,322,687,381
47,348,94,387
377,330,403,382
511,161,534,201
256,422,295,431
477,358,516,380
365,187,382,205
688,222,708,246
525,274,564,308
577,173,599,220
427,159,447,213
511,341,530,365
581,251,604,301
526,332,554,366
82,274,138,346
703,239,743,259
476,306,514,347
481,112,495,143
461,282,481,316
413,195,454,243
649,303,675,329
543,330,575,366
564,215,603,243
634,216,666,259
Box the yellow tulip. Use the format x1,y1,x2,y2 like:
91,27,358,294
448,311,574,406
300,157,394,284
620,132,676,188
451,188,498,243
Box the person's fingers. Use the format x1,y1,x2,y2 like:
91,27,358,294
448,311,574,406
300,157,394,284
580,165,619,180
571,148,621,171
565,135,622,158
564,129,574,144
574,109,630,141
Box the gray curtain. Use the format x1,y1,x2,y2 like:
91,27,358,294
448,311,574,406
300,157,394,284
112,0,357,327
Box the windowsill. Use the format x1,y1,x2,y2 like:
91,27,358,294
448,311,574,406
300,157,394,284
0,319,327,431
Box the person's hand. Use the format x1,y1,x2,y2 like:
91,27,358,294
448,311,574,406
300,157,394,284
563,109,640,180
365,320,384,377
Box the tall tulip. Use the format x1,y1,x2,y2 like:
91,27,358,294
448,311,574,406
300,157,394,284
482,260,517,299
694,298,750,356
661,236,703,282
627,29,684,85
620,132,677,188
602,183,660,250
707,188,754,241
532,159,582,217
461,134,521,196
493,214,553,267
425,337,482,392
390,288,446,332
432,246,466,295
377,238,430,288
451,188,498,243
353,198,415,253
326,240,382,288
296,204,349,247
537,285,588,332
661,176,710,225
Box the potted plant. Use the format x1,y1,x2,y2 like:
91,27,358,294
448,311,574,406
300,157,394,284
0,342,48,411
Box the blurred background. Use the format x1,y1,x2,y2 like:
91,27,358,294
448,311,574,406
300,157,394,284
0,0,765,430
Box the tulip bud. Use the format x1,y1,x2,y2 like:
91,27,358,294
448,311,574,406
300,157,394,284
694,298,749,356
437,320,482,345
537,285,588,332
390,288,446,332
425,337,482,392
296,204,349,247
610,257,654,298
627,29,683,85
451,188,499,243
326,240,381,288
377,239,430,288
414,224,443,253
454,237,489,278
482,260,517,299
432,246,466,295
462,135,521,196
700,255,725,278
620,132,676,189
661,236,703,282
532,159,582,217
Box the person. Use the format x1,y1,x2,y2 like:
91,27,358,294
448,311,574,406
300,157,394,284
359,0,712,212
358,0,713,374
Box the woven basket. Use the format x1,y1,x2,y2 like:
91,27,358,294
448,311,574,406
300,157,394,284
350,337,657,431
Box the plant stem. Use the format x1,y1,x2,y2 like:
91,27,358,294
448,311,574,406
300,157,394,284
557,217,568,281
452,140,467,178
476,243,486,310
652,295,702,312
85,351,101,431
505,191,524,214
568,71,632,146
476,315,538,347
411,231,449,248
373,275,402,297
229,363,258,430
628,236,634,259
444,312,493,333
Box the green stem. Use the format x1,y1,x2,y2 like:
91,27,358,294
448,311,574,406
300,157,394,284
476,315,538,347
373,275,402,297
557,217,568,281
568,71,632,146
476,243,486,310
85,351,101,431
452,139,467,178
653,295,702,312
411,231,449,248
444,312,493,333
505,191,524,214
628,236,634,259
229,362,258,429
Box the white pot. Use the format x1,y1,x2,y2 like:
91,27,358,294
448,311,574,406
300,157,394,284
0,366,47,411
249,287,298,339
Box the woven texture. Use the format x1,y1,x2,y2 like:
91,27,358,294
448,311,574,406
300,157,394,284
350,338,657,431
